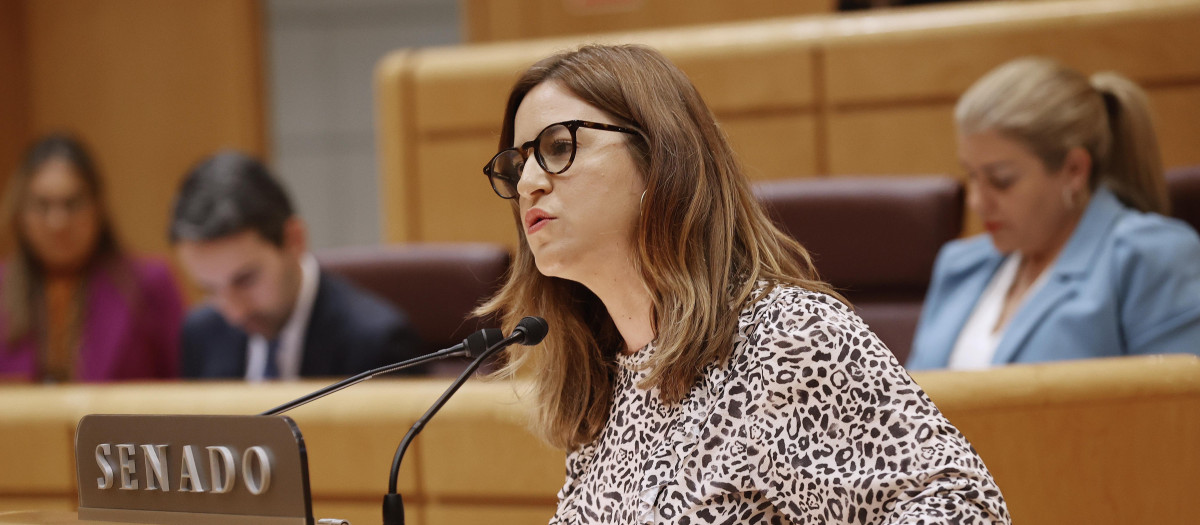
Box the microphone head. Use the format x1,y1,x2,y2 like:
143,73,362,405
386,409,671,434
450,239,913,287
465,328,505,358
513,316,549,345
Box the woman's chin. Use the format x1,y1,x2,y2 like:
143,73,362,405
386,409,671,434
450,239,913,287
532,255,564,280
36,252,92,274
986,235,1016,255
534,253,590,284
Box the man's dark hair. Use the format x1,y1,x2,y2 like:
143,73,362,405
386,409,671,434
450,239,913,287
169,151,295,247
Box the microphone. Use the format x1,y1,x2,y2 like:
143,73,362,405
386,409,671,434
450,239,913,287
382,316,548,525
259,328,505,416
511,315,549,345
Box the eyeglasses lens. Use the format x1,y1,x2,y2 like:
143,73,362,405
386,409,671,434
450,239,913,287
486,122,580,199
537,123,574,173
488,149,523,198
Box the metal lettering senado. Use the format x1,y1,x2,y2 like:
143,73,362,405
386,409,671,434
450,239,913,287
95,443,272,495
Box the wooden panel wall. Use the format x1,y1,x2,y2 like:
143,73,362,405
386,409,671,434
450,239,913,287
376,0,1200,249
2,0,265,263
460,0,834,43
822,1,1200,175
0,1,30,253
377,20,828,244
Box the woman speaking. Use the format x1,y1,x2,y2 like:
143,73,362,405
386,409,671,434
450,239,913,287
477,44,1007,524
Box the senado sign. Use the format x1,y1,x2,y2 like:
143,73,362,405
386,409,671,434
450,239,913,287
75,415,312,525
93,442,273,495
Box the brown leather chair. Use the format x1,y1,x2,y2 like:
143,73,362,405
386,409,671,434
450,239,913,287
1166,165,1200,235
754,176,964,363
316,243,510,374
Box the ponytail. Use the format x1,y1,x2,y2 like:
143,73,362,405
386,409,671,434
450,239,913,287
1090,72,1169,214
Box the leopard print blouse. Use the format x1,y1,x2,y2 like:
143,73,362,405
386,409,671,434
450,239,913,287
549,285,1010,524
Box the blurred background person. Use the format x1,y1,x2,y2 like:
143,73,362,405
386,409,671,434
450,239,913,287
0,134,183,382
909,58,1200,371
169,151,422,380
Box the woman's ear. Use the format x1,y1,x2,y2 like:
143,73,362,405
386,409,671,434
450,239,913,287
1061,147,1093,193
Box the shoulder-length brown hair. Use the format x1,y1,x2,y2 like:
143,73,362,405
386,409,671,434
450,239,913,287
2,133,126,345
478,44,840,450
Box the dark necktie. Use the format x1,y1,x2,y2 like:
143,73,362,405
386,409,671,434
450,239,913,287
264,339,281,379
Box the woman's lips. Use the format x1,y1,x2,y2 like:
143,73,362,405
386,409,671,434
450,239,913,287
528,217,553,234
983,220,1003,233
524,208,555,235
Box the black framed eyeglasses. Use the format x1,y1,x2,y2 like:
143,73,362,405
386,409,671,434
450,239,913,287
483,119,642,199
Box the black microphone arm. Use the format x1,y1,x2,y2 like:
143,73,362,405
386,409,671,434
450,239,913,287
382,316,548,525
259,328,505,416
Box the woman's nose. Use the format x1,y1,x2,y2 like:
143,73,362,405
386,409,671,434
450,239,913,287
966,180,988,214
516,157,552,199
45,207,71,230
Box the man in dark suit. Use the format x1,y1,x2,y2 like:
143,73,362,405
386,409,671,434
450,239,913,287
169,152,422,380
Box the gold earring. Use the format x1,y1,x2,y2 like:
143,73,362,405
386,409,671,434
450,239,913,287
1062,187,1076,210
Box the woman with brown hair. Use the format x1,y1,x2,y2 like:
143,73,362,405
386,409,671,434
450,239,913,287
0,134,183,382
479,44,1008,524
909,58,1200,370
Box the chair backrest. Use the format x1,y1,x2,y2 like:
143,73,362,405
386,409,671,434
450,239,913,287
1166,165,1200,235
316,243,510,361
753,176,964,363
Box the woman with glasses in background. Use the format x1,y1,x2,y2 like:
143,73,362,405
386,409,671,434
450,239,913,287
0,134,183,382
477,44,1009,524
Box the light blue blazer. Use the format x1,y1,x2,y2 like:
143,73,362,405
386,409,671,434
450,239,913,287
908,187,1200,370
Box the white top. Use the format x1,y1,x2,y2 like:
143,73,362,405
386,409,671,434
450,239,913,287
245,254,320,381
549,284,1009,524
948,253,1051,370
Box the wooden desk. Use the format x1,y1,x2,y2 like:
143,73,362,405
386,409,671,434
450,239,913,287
0,511,124,525
1,355,1197,524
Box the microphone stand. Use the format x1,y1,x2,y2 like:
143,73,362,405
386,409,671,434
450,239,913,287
260,329,501,416
380,331,521,525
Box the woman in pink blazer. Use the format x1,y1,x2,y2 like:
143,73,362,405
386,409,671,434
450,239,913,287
0,134,183,382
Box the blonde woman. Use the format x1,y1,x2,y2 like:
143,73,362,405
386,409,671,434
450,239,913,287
479,44,1008,524
909,58,1200,370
